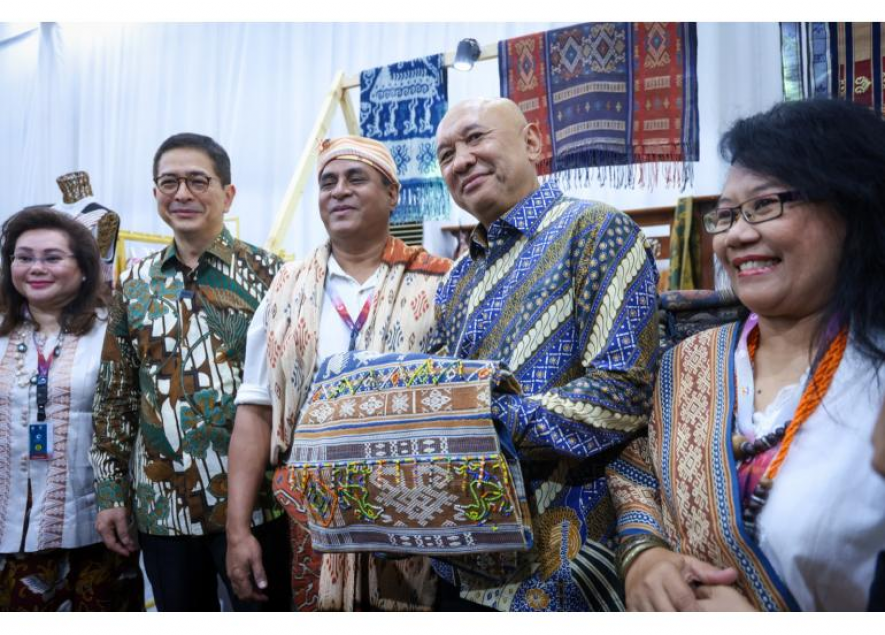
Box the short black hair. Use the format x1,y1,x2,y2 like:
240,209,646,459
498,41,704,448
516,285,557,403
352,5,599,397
720,98,885,365
153,133,232,185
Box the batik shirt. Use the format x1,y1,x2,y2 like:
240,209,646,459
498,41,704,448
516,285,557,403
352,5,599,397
91,229,282,536
430,182,658,611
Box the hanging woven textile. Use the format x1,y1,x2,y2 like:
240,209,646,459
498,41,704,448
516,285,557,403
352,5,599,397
499,22,699,188
667,196,701,291
498,31,554,175
360,54,450,224
781,22,884,115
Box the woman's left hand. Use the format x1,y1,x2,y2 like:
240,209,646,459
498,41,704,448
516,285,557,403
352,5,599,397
694,584,757,611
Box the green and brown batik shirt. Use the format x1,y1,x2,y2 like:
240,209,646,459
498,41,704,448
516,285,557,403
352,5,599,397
91,228,282,536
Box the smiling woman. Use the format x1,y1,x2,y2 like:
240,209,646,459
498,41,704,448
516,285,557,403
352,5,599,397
608,99,885,612
0,207,144,610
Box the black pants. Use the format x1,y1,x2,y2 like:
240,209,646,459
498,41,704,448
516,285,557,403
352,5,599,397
140,516,290,612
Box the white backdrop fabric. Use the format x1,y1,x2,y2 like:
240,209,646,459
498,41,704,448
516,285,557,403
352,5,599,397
0,22,783,258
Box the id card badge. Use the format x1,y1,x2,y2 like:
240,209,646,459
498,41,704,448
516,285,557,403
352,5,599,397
29,422,53,460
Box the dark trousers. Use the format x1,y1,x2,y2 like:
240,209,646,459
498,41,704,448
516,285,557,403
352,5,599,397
140,516,290,612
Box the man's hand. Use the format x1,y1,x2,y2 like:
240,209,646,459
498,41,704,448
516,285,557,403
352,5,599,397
226,530,268,602
695,584,757,611
226,404,274,601
625,547,739,611
96,507,137,556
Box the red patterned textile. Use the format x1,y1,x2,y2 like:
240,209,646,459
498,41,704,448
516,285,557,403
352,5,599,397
0,543,143,611
498,31,553,175
498,22,699,188
286,515,322,611
632,23,698,172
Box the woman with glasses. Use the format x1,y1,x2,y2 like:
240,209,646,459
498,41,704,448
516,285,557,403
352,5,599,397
0,207,143,610
608,98,885,611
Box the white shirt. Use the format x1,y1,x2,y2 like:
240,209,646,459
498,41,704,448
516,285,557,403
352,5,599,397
755,339,885,610
236,255,380,406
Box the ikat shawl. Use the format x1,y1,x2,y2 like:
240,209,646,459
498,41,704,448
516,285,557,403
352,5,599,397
360,54,450,224
499,22,699,188
608,324,797,611
263,236,450,611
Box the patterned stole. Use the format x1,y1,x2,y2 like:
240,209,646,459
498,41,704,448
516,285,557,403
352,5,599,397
498,22,699,188
265,237,449,465
359,54,449,224
655,324,798,611
264,238,449,612
781,22,884,114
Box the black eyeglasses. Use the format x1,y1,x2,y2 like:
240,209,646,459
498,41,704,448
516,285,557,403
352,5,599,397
154,174,214,195
703,191,804,234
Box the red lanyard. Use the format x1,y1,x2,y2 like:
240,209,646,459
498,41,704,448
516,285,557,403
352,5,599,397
326,288,374,351
34,333,60,423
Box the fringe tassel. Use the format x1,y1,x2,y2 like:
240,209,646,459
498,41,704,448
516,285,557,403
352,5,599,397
538,150,696,192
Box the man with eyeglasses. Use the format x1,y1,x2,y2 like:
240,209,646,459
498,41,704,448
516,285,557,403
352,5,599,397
90,133,290,611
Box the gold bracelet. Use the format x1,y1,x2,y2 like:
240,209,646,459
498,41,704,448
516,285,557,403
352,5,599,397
615,533,670,580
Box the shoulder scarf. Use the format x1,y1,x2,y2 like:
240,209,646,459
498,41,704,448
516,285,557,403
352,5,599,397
264,235,450,465
652,323,799,611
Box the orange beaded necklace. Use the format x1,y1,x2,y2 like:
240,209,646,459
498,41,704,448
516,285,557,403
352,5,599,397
737,323,849,536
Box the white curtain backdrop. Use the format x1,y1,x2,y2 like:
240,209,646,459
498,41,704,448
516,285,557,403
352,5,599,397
0,22,783,259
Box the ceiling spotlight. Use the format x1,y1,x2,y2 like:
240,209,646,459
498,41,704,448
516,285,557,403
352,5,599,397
453,38,481,71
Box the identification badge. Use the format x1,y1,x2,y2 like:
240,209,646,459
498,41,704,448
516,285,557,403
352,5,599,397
29,422,53,460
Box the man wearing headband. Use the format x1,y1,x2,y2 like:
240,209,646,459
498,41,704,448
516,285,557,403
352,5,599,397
226,135,451,611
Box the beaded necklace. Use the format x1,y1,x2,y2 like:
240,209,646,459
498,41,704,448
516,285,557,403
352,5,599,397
12,322,65,388
732,320,848,539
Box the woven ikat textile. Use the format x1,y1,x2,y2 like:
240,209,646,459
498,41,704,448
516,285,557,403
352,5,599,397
275,351,532,556
499,22,699,187
360,54,450,224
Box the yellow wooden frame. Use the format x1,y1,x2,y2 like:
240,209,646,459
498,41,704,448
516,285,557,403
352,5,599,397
114,229,172,279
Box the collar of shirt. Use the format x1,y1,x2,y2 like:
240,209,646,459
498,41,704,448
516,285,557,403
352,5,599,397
159,227,236,273
468,181,563,259
327,254,382,292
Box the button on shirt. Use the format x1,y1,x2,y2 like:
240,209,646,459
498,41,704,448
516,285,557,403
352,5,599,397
91,229,282,536
430,182,659,611
237,255,381,406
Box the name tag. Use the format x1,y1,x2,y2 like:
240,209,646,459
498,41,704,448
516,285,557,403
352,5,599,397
29,422,53,460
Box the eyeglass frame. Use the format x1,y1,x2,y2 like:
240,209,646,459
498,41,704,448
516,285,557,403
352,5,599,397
11,253,78,268
702,190,805,234
153,173,217,196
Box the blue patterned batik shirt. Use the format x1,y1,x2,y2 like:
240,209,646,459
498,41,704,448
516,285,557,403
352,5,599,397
430,182,658,611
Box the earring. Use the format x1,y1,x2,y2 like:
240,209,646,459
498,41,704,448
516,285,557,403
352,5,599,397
82,276,87,282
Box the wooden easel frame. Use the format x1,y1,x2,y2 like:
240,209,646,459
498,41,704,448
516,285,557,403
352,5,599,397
263,43,498,256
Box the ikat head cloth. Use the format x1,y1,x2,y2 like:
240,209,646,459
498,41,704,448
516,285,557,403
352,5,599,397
317,135,399,186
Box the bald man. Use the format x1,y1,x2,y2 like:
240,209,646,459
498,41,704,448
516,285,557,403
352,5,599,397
429,99,659,611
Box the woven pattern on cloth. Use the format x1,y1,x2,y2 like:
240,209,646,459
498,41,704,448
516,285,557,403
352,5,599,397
607,325,798,610
499,22,699,188
781,22,884,114
360,54,449,224
273,351,532,556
